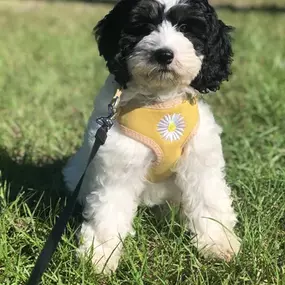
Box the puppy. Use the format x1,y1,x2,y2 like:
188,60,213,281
63,0,240,273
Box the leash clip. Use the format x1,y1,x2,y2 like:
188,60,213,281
96,89,122,130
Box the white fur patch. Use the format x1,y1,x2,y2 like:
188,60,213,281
128,21,203,91
156,0,179,10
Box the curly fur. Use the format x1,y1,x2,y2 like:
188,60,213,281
63,0,240,274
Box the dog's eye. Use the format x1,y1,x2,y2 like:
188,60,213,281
179,24,187,33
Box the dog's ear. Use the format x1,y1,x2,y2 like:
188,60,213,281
191,16,233,93
94,0,136,87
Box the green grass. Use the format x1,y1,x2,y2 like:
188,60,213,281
1,1,285,284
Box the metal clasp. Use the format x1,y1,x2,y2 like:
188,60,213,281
96,89,122,130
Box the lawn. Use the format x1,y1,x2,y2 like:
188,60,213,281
0,1,285,284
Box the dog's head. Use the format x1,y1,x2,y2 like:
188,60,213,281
94,0,233,93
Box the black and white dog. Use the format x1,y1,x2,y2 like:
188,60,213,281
63,0,240,273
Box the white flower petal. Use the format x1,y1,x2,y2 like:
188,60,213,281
157,113,185,142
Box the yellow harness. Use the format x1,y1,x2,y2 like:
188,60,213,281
117,97,199,183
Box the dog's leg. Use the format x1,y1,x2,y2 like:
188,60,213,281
175,102,240,261
77,125,152,274
78,183,141,273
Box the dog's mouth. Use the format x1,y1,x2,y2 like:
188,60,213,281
147,64,174,76
141,65,181,87
157,66,172,73
148,64,177,79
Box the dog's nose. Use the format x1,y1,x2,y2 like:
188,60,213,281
154,48,174,65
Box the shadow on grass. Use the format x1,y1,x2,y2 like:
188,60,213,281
0,147,83,219
0,146,177,226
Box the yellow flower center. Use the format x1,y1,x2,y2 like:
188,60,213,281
167,121,176,132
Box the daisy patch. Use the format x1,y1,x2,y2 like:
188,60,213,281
157,113,185,142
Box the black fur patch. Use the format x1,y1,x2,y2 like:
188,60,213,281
94,0,165,87
174,0,234,93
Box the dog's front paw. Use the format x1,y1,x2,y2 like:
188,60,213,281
78,243,120,274
77,223,121,274
196,231,241,262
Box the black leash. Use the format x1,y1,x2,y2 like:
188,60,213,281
26,90,121,285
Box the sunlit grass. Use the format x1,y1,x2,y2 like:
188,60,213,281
0,1,285,284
